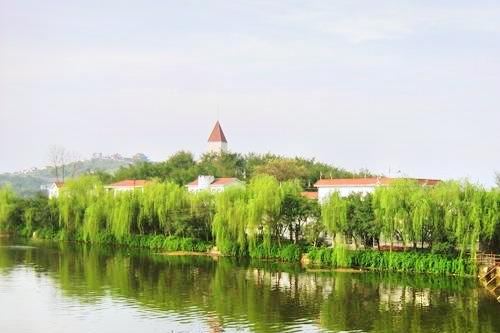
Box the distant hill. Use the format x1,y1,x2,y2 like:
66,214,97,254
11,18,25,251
0,153,148,196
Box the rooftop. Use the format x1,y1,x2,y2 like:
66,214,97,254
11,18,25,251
188,177,240,187
106,179,150,188
208,121,228,143
314,177,441,187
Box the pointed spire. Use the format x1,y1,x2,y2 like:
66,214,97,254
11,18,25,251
208,121,227,143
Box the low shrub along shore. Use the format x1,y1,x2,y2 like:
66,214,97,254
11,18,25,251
307,247,474,276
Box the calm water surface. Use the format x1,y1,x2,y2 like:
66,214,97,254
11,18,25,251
0,239,499,333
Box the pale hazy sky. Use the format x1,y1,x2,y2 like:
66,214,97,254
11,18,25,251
1,0,499,186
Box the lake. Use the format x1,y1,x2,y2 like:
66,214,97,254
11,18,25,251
0,239,499,333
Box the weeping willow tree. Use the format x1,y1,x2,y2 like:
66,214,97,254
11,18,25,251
108,191,140,241
138,182,190,236
410,187,433,248
0,185,17,231
433,182,499,257
321,192,351,266
373,180,500,257
189,190,215,241
246,175,283,254
57,176,103,239
322,192,347,241
55,179,202,243
212,187,248,255
481,189,500,242
211,175,289,256
82,187,110,242
280,180,306,243
372,180,419,247
23,207,34,236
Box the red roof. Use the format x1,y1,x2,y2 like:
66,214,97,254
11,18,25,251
314,177,440,187
188,177,240,186
301,191,318,200
208,121,227,143
107,179,150,187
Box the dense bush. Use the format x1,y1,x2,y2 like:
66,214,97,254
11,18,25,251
307,247,474,276
248,243,304,262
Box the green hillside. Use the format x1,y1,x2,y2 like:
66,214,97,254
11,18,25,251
0,154,145,196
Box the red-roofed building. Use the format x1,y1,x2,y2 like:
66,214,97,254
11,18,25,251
105,179,151,193
314,177,440,201
187,175,243,193
207,121,228,154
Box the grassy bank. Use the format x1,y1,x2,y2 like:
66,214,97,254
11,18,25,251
30,228,212,253
307,247,475,276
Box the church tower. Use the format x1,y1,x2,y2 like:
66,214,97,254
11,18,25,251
207,121,228,154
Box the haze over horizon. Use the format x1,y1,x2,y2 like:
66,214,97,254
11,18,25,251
1,1,499,186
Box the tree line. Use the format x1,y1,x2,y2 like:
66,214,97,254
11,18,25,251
0,175,498,259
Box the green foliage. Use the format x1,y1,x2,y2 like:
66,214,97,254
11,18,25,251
211,176,316,256
58,176,103,237
212,187,248,256
304,217,325,247
307,247,474,276
372,180,499,256
307,246,352,268
112,235,212,252
0,154,135,196
198,152,246,179
372,179,417,246
351,250,475,276
113,151,199,185
2,172,499,279
246,175,283,253
346,193,378,247
112,151,363,189
322,192,348,236
21,195,58,237
254,159,308,182
281,182,318,243
248,243,303,262
0,186,17,231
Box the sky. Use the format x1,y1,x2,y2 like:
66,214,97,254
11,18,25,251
0,0,499,186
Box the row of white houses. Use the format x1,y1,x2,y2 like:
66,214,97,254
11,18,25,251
45,176,440,200
44,176,243,199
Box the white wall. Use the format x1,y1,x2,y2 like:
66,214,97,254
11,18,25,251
317,186,376,202
105,186,145,196
207,141,228,154
197,175,215,190
48,184,60,199
187,181,242,193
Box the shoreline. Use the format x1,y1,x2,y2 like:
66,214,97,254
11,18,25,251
159,250,220,257
7,234,477,277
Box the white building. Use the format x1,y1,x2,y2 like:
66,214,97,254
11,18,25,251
314,177,440,202
105,179,150,193
207,121,228,154
44,182,64,199
187,175,243,193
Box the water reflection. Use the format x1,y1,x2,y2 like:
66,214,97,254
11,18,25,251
0,239,498,333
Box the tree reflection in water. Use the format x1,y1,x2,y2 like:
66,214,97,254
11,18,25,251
0,240,498,333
